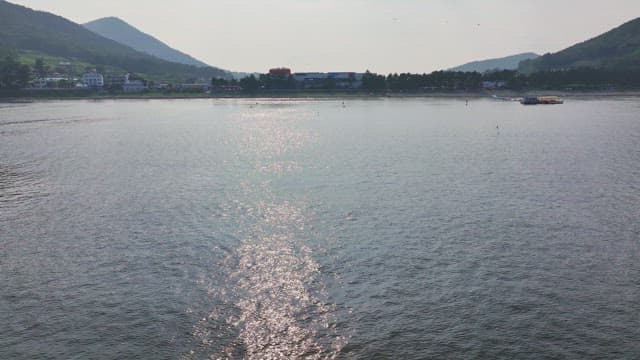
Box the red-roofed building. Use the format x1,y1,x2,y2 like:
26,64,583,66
269,68,292,77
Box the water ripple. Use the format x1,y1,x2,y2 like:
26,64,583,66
0,162,48,218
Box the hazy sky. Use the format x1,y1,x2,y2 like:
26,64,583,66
9,0,640,73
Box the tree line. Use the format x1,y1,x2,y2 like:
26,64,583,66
362,69,640,92
216,68,640,93
0,56,31,89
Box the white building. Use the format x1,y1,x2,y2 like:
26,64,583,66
82,70,104,88
32,78,48,89
482,81,507,90
106,73,129,87
32,77,74,89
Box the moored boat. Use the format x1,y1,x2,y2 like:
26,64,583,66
520,97,539,105
537,96,564,104
520,96,564,105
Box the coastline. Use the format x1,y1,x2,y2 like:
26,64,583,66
1,90,640,102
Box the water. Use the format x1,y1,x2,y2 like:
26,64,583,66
1,98,639,359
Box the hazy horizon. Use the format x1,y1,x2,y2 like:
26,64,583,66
6,0,640,73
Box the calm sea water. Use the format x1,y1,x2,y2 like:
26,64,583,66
1,98,639,359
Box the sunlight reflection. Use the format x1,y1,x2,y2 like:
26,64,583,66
185,103,345,359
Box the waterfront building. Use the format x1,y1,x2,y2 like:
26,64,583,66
123,80,147,93
211,84,242,93
31,77,75,89
106,73,130,88
82,70,104,89
150,83,172,91
293,72,364,89
177,83,210,92
32,78,50,89
482,80,507,90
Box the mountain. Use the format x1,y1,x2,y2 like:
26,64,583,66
0,0,229,81
84,17,209,68
449,52,539,72
519,17,640,73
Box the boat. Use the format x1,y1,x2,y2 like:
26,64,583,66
537,96,564,104
520,97,539,105
520,96,564,105
491,95,521,102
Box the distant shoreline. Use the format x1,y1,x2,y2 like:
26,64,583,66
2,90,640,102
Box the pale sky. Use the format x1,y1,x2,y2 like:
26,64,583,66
9,0,640,73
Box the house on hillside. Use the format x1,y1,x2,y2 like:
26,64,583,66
55,62,73,75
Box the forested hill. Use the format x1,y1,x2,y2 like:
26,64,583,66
519,17,640,73
0,0,229,81
84,17,209,68
449,53,539,72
